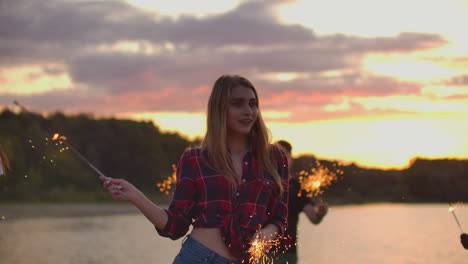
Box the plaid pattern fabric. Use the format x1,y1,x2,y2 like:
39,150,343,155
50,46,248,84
156,145,289,259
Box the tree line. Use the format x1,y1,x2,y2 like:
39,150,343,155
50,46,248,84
0,108,467,204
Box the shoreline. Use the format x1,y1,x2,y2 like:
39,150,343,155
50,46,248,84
0,202,450,220
0,203,143,220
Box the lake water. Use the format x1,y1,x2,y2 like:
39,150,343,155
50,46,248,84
0,203,467,264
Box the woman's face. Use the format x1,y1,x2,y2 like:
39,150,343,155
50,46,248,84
227,85,259,137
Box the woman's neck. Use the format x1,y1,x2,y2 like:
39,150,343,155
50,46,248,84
227,133,248,155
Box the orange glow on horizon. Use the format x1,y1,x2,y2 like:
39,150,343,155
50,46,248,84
269,115,468,169
118,111,468,169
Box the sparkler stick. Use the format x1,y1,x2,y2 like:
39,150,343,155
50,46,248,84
426,169,465,234
448,202,464,233
13,100,107,178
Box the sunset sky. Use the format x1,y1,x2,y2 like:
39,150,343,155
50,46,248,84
1,0,467,169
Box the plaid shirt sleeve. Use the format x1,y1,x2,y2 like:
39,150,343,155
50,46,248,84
155,149,197,240
265,145,290,236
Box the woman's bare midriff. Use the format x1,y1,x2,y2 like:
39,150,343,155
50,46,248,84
190,228,236,260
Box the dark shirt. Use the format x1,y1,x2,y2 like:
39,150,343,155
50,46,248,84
278,176,315,254
156,146,289,260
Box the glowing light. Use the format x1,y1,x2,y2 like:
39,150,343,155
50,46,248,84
448,202,464,233
298,161,342,197
247,235,280,264
270,115,468,169
52,133,67,141
156,164,177,195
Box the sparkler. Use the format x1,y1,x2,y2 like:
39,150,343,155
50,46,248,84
156,164,177,195
298,161,343,197
247,235,280,264
448,202,464,233
13,101,107,178
425,168,465,234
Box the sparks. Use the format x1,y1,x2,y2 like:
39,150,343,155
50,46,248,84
247,239,277,264
52,133,67,141
298,161,342,197
156,164,177,195
246,233,290,264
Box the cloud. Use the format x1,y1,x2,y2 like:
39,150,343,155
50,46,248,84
0,0,449,121
445,74,468,86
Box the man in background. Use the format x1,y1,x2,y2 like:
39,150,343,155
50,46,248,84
273,140,328,264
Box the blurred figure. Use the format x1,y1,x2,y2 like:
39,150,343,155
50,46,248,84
461,233,468,249
0,144,10,175
273,140,329,264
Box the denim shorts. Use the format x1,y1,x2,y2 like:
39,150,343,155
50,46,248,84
172,235,240,264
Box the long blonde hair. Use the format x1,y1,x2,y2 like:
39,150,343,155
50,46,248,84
201,74,284,195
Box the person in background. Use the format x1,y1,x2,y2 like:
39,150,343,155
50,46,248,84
100,74,289,263
273,140,328,264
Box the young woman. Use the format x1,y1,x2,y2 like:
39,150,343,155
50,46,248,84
99,74,289,263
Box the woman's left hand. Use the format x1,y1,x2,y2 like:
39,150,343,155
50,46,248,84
249,224,279,254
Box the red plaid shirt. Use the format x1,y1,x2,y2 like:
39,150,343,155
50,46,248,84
156,145,289,260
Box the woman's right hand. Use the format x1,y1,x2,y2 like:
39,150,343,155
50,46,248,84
98,176,142,202
99,176,169,230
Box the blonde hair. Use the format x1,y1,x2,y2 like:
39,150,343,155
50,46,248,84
201,74,284,195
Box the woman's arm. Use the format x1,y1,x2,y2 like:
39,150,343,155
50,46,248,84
99,149,198,240
99,176,168,230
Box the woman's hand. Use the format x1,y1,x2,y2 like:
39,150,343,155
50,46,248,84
304,202,328,224
99,175,142,202
249,224,279,255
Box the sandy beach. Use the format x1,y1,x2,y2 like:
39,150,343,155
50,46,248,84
0,203,141,220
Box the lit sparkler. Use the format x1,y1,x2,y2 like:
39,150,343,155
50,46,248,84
156,164,177,195
247,234,280,264
14,101,107,178
50,132,106,177
448,202,464,233
298,161,343,197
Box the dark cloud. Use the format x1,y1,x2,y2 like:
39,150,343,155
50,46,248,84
0,0,448,121
444,74,468,86
255,73,421,97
